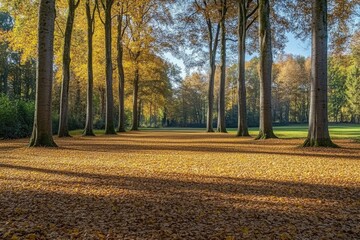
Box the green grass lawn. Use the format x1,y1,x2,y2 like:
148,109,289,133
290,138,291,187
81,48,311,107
70,123,360,139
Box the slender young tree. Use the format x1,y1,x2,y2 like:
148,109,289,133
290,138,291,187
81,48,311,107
117,1,128,132
255,0,277,139
29,0,57,147
83,0,97,136
202,1,220,133
236,0,258,137
58,0,80,137
217,0,227,133
303,0,336,147
131,60,140,130
99,0,116,134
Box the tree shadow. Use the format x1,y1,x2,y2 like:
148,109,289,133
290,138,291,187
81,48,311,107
0,162,359,239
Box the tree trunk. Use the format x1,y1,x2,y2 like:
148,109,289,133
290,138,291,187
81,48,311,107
131,65,139,131
117,13,126,132
99,87,106,120
206,22,220,132
29,0,57,147
217,0,227,133
83,0,95,136
256,0,277,139
104,0,116,134
237,0,250,136
58,0,78,137
303,0,336,147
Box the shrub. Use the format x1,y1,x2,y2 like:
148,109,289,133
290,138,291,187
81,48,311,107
0,95,35,139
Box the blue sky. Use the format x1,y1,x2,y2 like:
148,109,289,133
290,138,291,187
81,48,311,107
165,33,311,79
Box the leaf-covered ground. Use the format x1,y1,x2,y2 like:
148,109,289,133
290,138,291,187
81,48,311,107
0,131,359,239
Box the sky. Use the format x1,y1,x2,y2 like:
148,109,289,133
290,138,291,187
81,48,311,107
165,33,311,79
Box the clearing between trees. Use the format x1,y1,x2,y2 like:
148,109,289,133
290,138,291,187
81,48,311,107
1,131,360,239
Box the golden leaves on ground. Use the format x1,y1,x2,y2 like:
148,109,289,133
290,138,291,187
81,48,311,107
0,131,360,239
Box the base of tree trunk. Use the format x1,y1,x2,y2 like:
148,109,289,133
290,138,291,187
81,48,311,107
29,135,57,148
58,132,71,138
302,138,338,148
105,129,117,135
236,130,250,137
117,128,126,133
217,129,228,133
130,127,139,131
255,130,277,140
206,129,215,133
82,130,95,136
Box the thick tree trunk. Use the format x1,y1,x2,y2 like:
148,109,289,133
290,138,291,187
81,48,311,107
104,0,116,134
58,0,78,137
217,0,227,133
237,0,250,137
256,0,277,139
117,14,126,132
303,0,336,147
29,0,57,147
83,0,95,136
131,66,139,131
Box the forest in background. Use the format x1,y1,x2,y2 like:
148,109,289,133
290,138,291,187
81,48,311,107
0,0,359,139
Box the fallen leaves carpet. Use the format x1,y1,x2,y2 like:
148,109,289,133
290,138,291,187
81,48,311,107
0,131,359,239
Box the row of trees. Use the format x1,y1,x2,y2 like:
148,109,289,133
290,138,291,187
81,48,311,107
171,44,359,128
0,0,358,147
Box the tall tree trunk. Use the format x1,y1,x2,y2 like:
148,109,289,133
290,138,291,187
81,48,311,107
131,65,139,130
104,0,116,134
237,0,250,136
29,0,57,147
58,0,79,137
217,0,227,133
256,0,277,139
83,0,96,136
206,22,220,132
117,13,126,132
99,87,105,120
303,0,336,147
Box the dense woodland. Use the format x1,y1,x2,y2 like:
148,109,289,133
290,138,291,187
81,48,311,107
0,0,358,146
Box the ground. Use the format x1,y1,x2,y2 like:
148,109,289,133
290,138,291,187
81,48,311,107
0,128,360,239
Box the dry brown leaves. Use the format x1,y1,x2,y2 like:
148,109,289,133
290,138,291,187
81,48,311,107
0,131,359,239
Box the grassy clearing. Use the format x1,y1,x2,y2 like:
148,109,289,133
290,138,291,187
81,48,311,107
70,123,360,139
0,131,359,239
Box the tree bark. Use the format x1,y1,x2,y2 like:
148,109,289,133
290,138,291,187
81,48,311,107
29,0,57,147
117,13,126,132
217,0,227,133
303,0,336,147
83,0,95,136
131,65,139,131
206,22,220,132
104,0,116,134
236,0,250,137
256,0,277,139
58,0,79,137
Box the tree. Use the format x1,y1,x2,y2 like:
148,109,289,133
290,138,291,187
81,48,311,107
83,0,97,136
255,0,276,139
217,0,228,133
188,0,221,132
116,0,128,132
99,0,116,134
29,0,57,147
58,0,81,137
236,0,258,136
328,58,347,122
303,0,336,147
